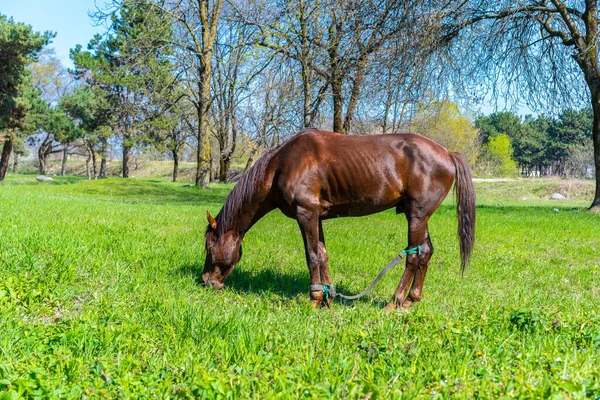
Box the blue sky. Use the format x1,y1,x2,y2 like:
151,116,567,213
1,0,111,68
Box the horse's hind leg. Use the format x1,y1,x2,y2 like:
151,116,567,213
296,207,326,307
403,230,433,308
385,215,430,311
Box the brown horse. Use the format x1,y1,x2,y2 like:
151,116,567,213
203,129,475,310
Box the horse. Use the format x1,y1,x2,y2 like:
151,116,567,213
203,129,475,310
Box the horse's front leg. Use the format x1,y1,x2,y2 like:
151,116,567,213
296,207,328,307
318,219,334,306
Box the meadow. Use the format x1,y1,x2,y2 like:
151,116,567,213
1,174,600,399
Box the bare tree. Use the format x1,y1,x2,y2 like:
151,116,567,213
239,0,434,133
235,0,331,128
211,13,273,182
439,0,600,209
240,62,300,172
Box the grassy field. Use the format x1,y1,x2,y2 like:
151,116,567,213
1,174,600,398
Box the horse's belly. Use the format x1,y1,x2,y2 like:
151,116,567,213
319,168,403,218
320,185,402,218
321,201,398,218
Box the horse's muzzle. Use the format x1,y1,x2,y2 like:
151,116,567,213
202,277,225,290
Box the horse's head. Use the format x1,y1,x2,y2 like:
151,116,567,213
202,211,242,289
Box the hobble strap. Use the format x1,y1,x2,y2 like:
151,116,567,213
309,245,425,302
402,245,424,256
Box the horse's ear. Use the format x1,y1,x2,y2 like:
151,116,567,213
206,210,217,231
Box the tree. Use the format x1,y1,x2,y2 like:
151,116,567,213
478,134,518,177
442,1,600,209
475,112,549,175
548,108,593,164
33,105,78,175
29,52,77,175
142,85,192,183
145,0,224,187
475,112,522,144
0,77,46,179
163,110,193,182
240,63,300,171
76,0,177,178
0,14,52,180
211,16,272,182
60,86,112,179
516,116,550,175
236,0,327,129
11,136,27,174
30,50,74,105
476,108,594,176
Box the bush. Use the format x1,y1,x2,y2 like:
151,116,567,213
476,134,518,177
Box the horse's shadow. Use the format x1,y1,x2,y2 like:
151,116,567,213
178,263,363,305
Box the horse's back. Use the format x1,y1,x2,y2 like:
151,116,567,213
271,130,456,218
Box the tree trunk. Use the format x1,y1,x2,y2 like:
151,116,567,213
99,138,107,178
99,158,106,178
85,153,91,180
122,143,130,178
38,134,52,175
302,63,312,128
382,90,392,134
332,78,343,133
172,150,179,183
196,77,212,188
0,137,13,181
61,142,69,176
299,2,312,128
194,0,222,188
12,151,19,174
590,86,600,210
38,153,46,175
91,146,97,179
219,156,230,183
342,55,368,134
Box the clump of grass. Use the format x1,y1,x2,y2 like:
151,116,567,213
555,180,596,199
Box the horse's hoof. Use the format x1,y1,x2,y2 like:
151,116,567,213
384,303,397,312
401,299,413,309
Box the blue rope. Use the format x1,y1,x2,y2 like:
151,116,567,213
311,245,425,301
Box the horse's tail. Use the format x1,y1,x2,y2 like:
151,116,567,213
449,152,476,274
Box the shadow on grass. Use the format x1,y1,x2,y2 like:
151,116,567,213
179,263,308,297
178,263,374,307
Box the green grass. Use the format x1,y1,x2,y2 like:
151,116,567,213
1,174,600,398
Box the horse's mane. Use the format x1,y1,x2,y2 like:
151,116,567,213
208,129,319,235
213,147,277,235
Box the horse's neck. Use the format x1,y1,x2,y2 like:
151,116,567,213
221,186,274,238
244,199,275,235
